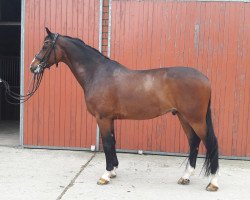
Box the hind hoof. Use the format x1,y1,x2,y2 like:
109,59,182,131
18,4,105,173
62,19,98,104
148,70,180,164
206,183,219,192
178,178,190,185
97,178,109,185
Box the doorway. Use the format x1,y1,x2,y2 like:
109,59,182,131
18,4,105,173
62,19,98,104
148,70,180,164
0,0,21,146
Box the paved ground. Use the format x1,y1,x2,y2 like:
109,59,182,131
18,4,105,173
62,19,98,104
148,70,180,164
0,146,250,200
0,121,19,146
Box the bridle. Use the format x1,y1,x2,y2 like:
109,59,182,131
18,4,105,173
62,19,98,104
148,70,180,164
34,33,59,70
0,33,60,104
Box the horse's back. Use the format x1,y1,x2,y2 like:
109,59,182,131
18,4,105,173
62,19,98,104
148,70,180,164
165,67,209,83
128,66,210,86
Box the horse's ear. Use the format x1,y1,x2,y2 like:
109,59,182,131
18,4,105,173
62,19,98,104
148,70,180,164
45,27,53,37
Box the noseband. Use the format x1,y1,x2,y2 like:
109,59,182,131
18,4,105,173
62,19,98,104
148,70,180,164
35,33,59,70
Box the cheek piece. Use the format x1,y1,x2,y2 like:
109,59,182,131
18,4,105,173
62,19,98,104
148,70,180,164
34,33,59,71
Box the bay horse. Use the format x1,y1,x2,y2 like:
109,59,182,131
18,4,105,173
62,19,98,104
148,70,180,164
30,28,219,191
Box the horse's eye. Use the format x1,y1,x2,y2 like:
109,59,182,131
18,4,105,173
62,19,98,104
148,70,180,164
44,40,50,45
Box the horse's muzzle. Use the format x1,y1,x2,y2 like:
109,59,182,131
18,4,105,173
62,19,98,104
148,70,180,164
30,65,43,74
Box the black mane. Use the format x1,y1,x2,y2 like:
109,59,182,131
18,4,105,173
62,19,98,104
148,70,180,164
63,35,110,60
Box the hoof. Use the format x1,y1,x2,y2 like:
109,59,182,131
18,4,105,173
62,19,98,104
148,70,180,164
178,178,190,185
206,183,219,192
97,178,109,185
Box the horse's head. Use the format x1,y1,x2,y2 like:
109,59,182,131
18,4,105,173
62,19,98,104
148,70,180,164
30,27,60,74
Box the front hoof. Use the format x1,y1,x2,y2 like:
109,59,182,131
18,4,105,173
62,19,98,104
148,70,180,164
206,183,219,192
178,177,190,185
97,178,109,185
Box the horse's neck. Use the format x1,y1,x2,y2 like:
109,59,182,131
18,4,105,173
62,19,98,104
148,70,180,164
60,40,105,90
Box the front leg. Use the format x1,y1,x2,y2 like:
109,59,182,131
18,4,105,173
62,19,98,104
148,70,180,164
111,121,119,169
97,118,118,185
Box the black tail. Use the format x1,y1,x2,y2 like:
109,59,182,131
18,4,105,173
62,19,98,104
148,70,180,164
203,100,219,176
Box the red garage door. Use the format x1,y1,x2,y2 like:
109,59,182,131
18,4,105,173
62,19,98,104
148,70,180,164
23,0,100,149
110,0,250,157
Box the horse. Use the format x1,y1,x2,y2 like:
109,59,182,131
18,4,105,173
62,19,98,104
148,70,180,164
29,27,219,191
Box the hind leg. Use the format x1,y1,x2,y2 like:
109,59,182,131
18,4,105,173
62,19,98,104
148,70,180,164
177,114,201,185
191,122,219,191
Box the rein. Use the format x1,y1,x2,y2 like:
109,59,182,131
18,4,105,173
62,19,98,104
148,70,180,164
0,73,44,104
0,33,59,105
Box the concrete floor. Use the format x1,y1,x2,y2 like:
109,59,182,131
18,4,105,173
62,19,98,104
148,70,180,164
0,146,249,200
0,120,19,146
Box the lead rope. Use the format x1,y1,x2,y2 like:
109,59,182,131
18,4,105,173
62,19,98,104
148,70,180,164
0,72,44,105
